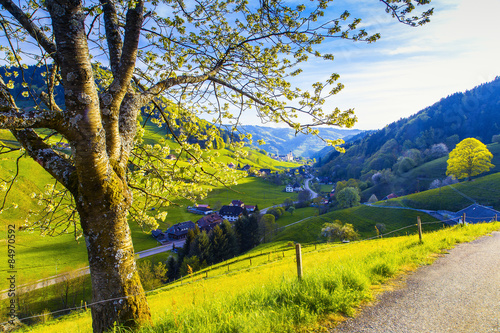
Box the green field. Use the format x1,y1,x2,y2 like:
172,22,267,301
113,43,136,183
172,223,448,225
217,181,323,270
376,172,500,212
0,126,301,290
271,205,441,244
17,223,500,333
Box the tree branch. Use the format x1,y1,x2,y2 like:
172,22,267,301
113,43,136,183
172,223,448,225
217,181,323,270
11,129,77,195
0,0,59,63
100,0,123,76
0,77,65,129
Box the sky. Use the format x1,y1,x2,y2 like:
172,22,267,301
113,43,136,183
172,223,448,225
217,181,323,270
243,0,500,131
2,0,498,132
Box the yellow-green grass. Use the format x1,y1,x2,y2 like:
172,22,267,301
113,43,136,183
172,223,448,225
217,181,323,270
0,136,297,291
376,172,500,212
0,252,174,324
320,184,334,193
275,207,317,228
19,222,500,333
273,205,442,244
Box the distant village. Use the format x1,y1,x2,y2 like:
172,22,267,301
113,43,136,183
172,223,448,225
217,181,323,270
151,200,258,244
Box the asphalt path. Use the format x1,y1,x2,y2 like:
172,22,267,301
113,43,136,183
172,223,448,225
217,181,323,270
304,177,319,199
331,231,500,333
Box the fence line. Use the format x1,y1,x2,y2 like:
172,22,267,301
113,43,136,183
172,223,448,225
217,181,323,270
3,216,498,326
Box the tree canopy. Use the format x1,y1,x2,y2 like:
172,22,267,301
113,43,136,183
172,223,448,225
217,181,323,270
446,138,494,181
0,0,433,331
336,186,360,208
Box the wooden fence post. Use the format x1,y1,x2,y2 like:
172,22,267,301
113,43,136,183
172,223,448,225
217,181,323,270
462,213,466,226
249,258,252,266
417,216,422,243
295,243,303,280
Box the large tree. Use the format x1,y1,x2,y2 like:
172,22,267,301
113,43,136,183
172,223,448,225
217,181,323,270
446,138,494,181
0,0,432,331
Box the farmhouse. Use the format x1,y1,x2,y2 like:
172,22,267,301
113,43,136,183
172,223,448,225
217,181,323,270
245,205,257,213
219,205,246,222
166,221,196,240
451,204,500,225
187,205,214,215
292,182,303,192
259,168,271,176
285,184,293,193
197,213,223,232
230,200,245,208
151,229,168,244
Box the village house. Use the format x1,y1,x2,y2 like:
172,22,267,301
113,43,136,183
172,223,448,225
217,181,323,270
165,154,177,160
197,213,223,232
219,205,246,222
151,229,168,244
259,168,271,176
451,204,500,225
187,205,214,215
292,182,303,192
240,164,251,171
245,205,257,213
166,221,196,240
230,200,245,208
285,184,293,193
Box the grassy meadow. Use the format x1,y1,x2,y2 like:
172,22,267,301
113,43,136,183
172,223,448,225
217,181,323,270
0,126,300,290
272,205,442,244
16,222,500,333
376,172,500,212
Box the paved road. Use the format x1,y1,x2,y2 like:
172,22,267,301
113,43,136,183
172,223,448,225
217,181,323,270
332,231,500,333
304,177,318,199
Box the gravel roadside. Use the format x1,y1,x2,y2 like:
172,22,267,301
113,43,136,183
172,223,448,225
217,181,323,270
331,231,500,333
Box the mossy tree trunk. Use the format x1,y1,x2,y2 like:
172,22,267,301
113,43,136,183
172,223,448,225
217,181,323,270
0,0,151,331
78,186,151,332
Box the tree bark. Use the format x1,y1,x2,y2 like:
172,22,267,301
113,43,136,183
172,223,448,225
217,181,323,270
78,186,151,333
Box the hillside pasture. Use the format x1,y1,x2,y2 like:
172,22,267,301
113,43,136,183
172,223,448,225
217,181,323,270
16,223,500,333
272,205,441,244
377,172,500,212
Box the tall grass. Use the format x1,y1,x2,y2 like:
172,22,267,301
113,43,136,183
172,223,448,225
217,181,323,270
19,222,500,333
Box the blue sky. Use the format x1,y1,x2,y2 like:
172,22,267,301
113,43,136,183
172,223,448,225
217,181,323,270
245,0,500,130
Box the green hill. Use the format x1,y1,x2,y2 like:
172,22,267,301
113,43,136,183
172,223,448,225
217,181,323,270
317,77,500,195
375,171,500,212
0,127,300,290
272,205,441,244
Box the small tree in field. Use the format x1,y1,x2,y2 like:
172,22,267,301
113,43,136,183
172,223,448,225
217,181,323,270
321,220,358,242
336,187,360,209
446,138,494,181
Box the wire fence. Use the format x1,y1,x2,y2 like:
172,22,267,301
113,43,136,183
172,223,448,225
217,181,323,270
2,213,498,327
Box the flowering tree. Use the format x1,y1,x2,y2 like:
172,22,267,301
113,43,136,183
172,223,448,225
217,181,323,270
446,138,494,181
0,0,432,331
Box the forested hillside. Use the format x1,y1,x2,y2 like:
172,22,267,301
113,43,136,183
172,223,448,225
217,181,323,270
317,77,500,186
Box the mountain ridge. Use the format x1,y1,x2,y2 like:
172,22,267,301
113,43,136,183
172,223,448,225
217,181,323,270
240,125,363,157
